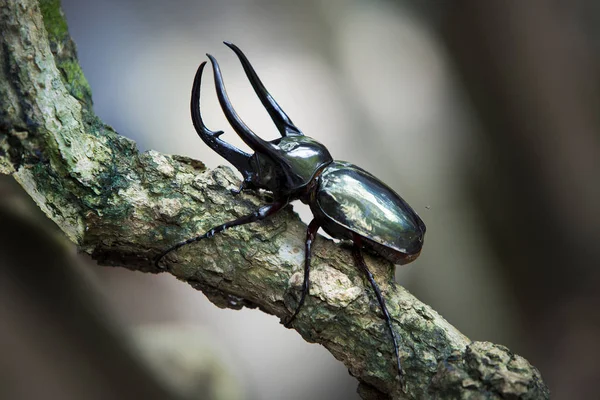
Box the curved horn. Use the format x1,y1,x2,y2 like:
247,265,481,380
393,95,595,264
224,42,303,137
191,62,252,177
207,54,280,156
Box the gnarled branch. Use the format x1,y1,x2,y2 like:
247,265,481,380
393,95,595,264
0,1,549,399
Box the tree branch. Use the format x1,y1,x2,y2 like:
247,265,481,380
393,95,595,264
0,1,549,398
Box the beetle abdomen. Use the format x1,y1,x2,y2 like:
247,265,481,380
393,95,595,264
314,161,425,263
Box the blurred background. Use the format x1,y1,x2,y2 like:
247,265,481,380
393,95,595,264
1,0,599,399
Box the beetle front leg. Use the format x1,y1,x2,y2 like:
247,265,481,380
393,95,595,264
352,239,406,391
284,218,320,328
155,200,288,269
230,175,256,196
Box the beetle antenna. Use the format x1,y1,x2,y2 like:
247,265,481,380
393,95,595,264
191,62,253,178
223,42,303,137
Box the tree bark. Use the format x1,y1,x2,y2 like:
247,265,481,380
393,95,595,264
0,0,549,398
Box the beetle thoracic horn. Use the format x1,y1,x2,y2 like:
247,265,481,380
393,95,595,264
191,62,253,177
223,41,303,137
207,54,281,157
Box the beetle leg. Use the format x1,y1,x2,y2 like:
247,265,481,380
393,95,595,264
352,241,406,391
223,42,303,137
230,174,256,195
192,62,253,179
284,218,320,327
155,200,288,269
230,179,247,195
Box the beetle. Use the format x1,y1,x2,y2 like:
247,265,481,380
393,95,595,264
155,42,426,388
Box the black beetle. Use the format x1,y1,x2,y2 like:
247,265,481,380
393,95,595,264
156,42,426,388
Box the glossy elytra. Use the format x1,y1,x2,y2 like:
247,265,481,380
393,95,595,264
155,42,426,388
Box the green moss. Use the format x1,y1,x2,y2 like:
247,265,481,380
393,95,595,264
39,0,94,107
39,0,68,43
59,59,93,105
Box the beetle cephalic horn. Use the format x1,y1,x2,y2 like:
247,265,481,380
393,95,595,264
223,41,303,137
191,62,253,178
206,54,281,157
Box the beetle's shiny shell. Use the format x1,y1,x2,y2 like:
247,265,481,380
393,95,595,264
315,161,425,261
253,135,333,194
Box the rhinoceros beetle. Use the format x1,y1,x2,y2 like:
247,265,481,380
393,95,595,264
156,42,426,387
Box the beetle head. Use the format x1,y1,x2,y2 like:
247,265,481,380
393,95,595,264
192,43,333,195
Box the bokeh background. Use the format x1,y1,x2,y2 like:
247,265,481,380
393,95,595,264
2,0,600,399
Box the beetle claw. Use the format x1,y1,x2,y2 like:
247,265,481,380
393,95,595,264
231,178,251,195
398,374,407,393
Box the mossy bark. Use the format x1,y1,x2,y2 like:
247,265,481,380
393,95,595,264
0,1,549,399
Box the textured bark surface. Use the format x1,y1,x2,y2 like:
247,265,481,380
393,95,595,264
0,1,549,398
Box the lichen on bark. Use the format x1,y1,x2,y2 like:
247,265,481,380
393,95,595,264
0,1,550,399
